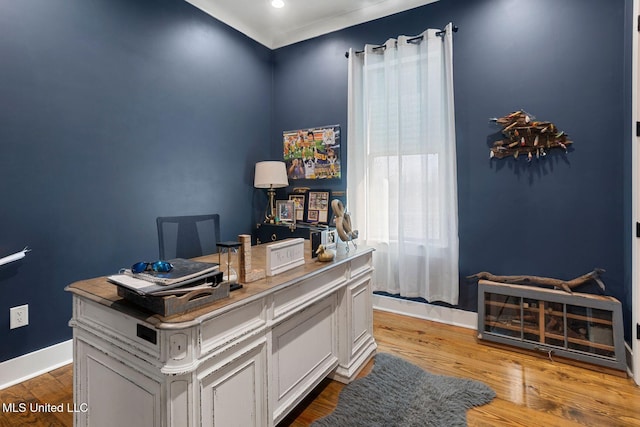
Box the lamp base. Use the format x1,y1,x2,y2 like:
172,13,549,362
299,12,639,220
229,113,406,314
266,187,277,221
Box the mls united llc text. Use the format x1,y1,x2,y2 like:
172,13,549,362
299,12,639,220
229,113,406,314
2,402,88,413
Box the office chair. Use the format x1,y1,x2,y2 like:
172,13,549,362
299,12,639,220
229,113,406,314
156,214,221,260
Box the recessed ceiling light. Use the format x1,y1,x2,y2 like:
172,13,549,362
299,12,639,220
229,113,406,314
271,0,284,8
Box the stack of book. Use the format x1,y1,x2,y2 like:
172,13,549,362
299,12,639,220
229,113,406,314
108,258,221,296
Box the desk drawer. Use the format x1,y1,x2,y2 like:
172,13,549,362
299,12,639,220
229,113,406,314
254,224,314,244
200,299,267,355
75,298,159,357
272,263,347,321
350,251,373,278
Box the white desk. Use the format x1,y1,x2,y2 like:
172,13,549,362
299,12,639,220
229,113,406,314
66,243,376,427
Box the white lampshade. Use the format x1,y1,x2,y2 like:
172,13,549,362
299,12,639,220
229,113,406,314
254,161,289,189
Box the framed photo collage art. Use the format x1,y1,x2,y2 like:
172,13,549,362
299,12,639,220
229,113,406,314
276,124,341,226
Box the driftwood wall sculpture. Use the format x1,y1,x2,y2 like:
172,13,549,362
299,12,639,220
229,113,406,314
467,269,606,294
489,110,572,161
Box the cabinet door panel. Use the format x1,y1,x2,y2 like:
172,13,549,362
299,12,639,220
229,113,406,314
78,342,160,427
199,340,267,427
271,297,337,423
349,277,373,358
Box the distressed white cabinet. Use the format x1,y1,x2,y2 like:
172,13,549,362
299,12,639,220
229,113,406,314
67,243,376,427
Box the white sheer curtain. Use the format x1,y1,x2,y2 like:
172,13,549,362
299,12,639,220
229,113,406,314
347,23,459,304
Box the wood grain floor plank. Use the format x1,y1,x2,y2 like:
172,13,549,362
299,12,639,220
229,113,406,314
0,380,69,427
281,310,640,426
2,309,640,426
24,371,73,427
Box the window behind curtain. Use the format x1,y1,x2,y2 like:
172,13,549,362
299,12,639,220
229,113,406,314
347,25,458,304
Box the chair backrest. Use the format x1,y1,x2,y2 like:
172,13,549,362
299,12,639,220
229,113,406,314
156,214,221,260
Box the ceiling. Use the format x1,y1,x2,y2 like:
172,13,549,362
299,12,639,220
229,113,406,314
185,0,439,49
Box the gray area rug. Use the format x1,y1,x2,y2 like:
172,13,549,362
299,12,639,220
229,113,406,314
312,353,496,427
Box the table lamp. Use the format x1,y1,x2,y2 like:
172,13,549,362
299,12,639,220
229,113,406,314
254,161,289,222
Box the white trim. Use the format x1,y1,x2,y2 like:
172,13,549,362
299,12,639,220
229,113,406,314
633,0,640,386
185,0,440,49
0,340,73,390
269,0,439,49
627,342,634,378
373,294,477,330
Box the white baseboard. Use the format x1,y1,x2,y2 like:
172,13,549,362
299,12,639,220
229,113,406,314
373,294,478,330
0,340,73,390
626,342,634,379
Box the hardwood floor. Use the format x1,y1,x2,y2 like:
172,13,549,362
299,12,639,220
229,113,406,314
0,363,73,427
286,310,640,427
2,309,640,426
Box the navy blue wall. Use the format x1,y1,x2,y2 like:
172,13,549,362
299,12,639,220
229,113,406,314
0,0,634,364
0,0,272,362
273,0,633,337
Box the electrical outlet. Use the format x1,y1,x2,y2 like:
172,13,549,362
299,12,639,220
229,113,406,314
10,304,28,329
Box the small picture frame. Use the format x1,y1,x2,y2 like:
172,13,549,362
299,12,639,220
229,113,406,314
288,193,306,222
276,200,295,223
306,190,331,224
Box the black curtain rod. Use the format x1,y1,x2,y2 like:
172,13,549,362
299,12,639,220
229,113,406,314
345,25,458,58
